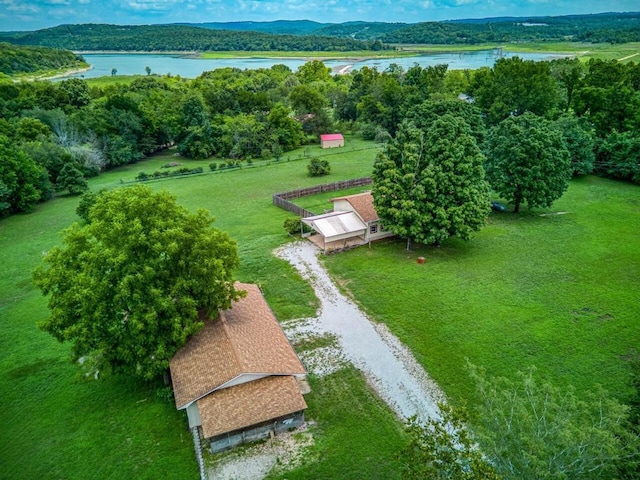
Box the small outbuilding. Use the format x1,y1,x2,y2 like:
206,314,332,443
320,133,344,149
169,283,308,453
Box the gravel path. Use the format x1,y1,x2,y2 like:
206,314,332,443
207,241,446,480
276,241,445,422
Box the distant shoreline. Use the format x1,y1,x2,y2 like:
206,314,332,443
15,64,93,82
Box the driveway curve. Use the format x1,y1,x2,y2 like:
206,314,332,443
276,241,445,422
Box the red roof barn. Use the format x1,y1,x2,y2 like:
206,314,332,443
320,133,344,149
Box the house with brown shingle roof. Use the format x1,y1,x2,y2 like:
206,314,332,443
303,191,395,252
169,283,308,452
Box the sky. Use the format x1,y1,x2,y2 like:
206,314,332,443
1,0,639,32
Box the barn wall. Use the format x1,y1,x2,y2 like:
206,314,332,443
208,411,305,453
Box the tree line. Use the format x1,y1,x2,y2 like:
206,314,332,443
2,12,638,48
0,42,86,76
0,24,381,52
380,12,640,44
1,55,639,218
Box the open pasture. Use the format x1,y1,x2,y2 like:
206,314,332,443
1,137,638,478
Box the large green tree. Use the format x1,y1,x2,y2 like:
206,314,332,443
401,404,500,480
485,113,571,213
554,114,595,176
56,163,88,195
33,185,242,380
468,363,638,479
372,114,490,250
596,130,640,184
0,134,49,216
470,57,560,125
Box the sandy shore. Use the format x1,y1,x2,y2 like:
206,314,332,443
17,65,93,82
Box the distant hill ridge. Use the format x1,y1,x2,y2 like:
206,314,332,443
0,11,638,50
0,23,379,52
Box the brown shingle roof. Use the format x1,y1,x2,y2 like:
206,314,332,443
198,375,307,438
331,191,379,223
169,283,306,409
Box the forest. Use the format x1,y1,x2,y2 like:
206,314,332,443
380,11,640,44
0,23,382,52
0,42,86,76
1,12,638,50
1,53,639,219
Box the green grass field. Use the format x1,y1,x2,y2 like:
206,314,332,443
319,175,640,405
1,136,638,478
0,138,397,480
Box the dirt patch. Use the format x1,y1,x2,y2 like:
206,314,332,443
206,423,315,480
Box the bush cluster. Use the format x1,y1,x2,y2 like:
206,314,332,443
136,166,203,181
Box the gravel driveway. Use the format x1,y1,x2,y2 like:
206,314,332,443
208,241,446,480
276,241,445,422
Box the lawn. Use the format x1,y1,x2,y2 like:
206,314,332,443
0,137,387,479
319,175,640,405
2,136,638,478
266,367,405,480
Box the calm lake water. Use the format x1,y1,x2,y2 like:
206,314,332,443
63,51,565,80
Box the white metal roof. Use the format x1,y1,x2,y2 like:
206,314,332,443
302,211,366,242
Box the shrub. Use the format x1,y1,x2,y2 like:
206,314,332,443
374,126,392,143
307,157,330,177
284,217,312,236
357,122,377,140
161,162,181,169
209,162,217,171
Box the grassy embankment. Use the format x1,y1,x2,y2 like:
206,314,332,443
198,49,411,60
9,61,91,81
381,42,640,62
296,175,640,407
0,138,407,480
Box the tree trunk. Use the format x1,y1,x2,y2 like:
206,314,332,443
406,237,413,251
514,192,522,213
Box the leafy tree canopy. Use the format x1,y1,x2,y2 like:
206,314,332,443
485,113,571,213
372,114,490,250
470,57,560,125
468,363,639,479
33,185,242,380
554,114,595,176
0,134,49,216
401,404,500,480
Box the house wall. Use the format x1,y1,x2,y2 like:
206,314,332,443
186,403,202,429
208,411,305,453
321,139,344,148
365,221,395,242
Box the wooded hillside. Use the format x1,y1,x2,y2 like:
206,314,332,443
381,12,640,44
0,24,380,52
0,43,85,75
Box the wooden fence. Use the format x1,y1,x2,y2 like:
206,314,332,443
272,196,316,218
273,177,372,217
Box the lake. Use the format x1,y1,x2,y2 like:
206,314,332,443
63,51,566,80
